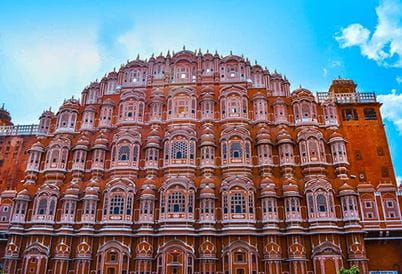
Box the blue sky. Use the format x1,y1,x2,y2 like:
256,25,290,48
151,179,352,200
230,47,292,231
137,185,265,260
0,0,401,181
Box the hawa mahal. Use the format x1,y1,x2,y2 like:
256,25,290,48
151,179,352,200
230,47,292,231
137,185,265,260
0,48,401,274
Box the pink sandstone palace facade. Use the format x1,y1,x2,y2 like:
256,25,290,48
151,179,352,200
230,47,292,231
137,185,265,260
0,48,401,274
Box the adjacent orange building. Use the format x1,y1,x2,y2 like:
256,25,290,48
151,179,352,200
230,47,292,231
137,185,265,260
0,49,401,274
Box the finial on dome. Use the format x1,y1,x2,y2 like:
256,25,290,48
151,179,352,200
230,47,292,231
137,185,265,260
136,54,140,60
206,49,209,53
1,103,4,110
255,60,257,65
183,45,186,50
113,67,116,72
230,50,233,55
299,84,302,88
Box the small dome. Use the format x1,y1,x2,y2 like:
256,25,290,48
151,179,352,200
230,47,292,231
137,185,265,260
260,177,274,185
283,182,300,196
339,182,356,197
85,183,99,196
75,135,90,149
141,186,155,197
61,97,80,110
200,185,215,198
16,188,31,199
40,109,54,118
65,184,80,197
329,131,345,143
201,176,214,185
256,126,272,145
276,128,293,144
261,183,277,197
94,133,108,146
29,141,45,152
291,87,314,98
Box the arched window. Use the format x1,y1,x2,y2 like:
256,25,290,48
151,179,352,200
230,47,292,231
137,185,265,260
118,146,130,161
167,92,196,120
262,197,278,223
110,134,141,170
221,137,252,166
231,192,246,213
164,132,196,167
230,142,242,159
45,141,70,170
56,109,77,132
102,179,135,223
172,141,187,159
37,198,47,215
221,179,255,223
298,129,327,165
317,194,327,212
284,196,302,222
168,192,185,213
159,180,195,222
110,195,124,215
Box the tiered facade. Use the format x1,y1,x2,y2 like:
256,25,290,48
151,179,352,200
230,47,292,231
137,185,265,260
0,49,401,274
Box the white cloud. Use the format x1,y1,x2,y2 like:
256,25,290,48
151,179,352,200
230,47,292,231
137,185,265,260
396,76,402,83
335,0,402,67
377,89,402,135
336,24,371,48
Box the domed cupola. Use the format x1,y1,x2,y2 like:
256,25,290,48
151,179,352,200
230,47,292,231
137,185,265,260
11,188,32,224
199,176,216,224
283,180,303,224
90,132,109,177
260,178,279,227
256,125,272,145
38,109,54,135
255,125,274,176
291,87,318,126
138,179,157,226
71,134,90,181
252,92,268,121
59,183,80,223
149,89,165,123
144,126,162,176
55,97,80,134
338,182,360,222
329,131,349,178
25,141,45,184
200,90,216,121
200,124,217,173
276,128,296,177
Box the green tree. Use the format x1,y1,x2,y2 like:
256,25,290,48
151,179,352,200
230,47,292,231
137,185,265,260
338,266,360,274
